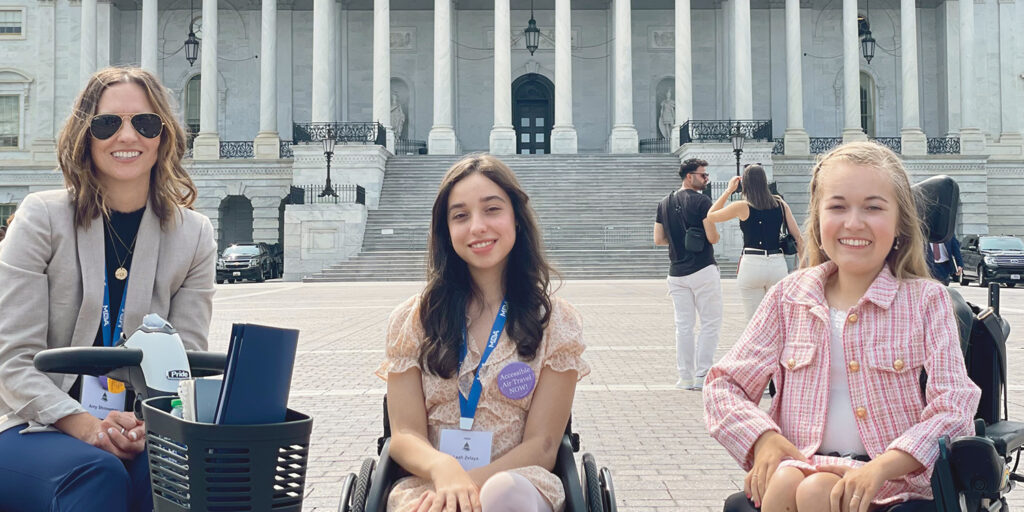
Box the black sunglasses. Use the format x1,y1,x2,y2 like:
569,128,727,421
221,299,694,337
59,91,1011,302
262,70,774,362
89,113,164,140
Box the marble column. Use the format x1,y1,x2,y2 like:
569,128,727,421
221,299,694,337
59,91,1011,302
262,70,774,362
311,0,336,123
733,0,752,120
192,0,220,159
80,0,97,85
899,0,926,155
254,0,280,159
841,0,866,142
550,0,577,153
782,0,809,155
672,0,692,150
428,0,457,154
489,0,516,154
140,0,158,76
31,0,57,163
607,0,638,153
958,0,985,154
373,0,394,152
997,0,1023,152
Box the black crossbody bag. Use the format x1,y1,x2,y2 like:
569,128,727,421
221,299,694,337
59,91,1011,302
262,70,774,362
660,191,707,253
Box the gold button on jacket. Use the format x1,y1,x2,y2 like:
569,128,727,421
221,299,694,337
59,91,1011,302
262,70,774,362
848,360,860,373
893,359,905,371
847,313,859,323
787,358,797,369
855,406,867,419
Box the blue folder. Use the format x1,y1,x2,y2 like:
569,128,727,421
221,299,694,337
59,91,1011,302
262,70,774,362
214,323,299,425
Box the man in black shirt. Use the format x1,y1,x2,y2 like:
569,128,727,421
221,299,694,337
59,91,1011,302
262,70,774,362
654,158,723,391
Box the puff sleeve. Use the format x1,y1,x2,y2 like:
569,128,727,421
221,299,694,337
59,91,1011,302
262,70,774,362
541,298,590,380
375,295,425,380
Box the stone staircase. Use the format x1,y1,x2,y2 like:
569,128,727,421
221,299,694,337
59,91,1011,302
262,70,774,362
305,154,738,281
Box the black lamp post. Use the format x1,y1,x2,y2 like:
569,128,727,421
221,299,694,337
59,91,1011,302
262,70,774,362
731,122,745,194
184,0,199,66
524,0,540,55
859,5,875,64
320,135,338,198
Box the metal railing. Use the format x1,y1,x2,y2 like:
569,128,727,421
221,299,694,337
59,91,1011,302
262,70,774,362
280,140,294,158
702,181,743,201
638,138,671,153
292,122,386,146
809,137,843,154
927,137,961,154
289,184,366,205
873,137,902,154
219,141,255,159
602,225,657,249
679,119,773,144
395,138,427,155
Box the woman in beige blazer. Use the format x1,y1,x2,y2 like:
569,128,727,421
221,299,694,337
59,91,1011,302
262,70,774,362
0,67,216,512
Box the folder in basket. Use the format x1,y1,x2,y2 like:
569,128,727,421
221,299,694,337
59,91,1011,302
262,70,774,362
214,323,299,425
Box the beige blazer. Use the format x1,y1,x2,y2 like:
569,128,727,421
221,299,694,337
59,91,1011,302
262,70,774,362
0,189,216,434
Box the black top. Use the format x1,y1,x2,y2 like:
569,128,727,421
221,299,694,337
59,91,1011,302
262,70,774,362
68,207,144,402
656,189,716,277
739,203,784,251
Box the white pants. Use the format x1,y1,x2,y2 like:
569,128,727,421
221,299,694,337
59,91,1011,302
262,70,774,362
667,265,723,382
736,253,789,321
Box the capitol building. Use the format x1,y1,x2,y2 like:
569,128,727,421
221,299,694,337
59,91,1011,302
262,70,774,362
0,0,1021,278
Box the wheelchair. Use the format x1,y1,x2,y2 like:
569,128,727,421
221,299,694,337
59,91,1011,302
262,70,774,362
337,396,617,512
723,175,1024,512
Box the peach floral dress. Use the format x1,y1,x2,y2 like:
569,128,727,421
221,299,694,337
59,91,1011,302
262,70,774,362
375,294,590,512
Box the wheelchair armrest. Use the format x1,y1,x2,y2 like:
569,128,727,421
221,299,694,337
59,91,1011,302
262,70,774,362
364,438,411,512
984,420,1024,457
554,433,587,512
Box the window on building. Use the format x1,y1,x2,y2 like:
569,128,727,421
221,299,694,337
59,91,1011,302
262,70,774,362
185,75,201,147
0,9,23,37
0,203,15,227
860,72,876,138
0,95,18,148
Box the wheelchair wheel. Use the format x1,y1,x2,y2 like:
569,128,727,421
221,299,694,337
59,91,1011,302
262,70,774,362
348,458,375,512
338,473,357,512
582,453,603,512
599,466,617,512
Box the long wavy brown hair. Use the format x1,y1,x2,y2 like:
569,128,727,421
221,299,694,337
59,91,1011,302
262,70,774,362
418,154,555,378
56,66,196,228
799,141,931,280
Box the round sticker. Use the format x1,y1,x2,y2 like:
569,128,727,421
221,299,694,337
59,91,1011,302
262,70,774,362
497,362,536,400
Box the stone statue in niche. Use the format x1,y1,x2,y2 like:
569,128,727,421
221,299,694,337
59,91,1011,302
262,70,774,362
390,91,406,138
658,90,675,140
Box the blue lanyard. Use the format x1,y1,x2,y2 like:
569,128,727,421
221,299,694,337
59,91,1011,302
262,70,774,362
101,271,128,347
458,299,507,430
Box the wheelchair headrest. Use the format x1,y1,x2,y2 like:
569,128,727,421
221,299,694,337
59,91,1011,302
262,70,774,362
912,175,960,244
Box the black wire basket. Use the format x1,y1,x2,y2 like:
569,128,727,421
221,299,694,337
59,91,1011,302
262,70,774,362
141,396,313,511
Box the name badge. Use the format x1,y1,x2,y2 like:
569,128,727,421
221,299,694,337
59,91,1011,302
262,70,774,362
439,428,493,471
80,375,126,419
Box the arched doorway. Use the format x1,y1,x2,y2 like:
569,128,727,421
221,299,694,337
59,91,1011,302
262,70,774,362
218,195,253,250
185,74,201,148
512,73,554,154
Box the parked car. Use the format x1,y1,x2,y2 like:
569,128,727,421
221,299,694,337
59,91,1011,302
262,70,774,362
216,242,278,283
960,235,1024,287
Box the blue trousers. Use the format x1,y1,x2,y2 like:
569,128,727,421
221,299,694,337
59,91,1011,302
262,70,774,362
0,424,152,512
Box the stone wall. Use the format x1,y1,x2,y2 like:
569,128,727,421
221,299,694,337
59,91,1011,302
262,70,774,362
283,203,367,281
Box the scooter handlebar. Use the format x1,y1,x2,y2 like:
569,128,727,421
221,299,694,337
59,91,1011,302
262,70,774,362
33,347,226,377
33,347,144,376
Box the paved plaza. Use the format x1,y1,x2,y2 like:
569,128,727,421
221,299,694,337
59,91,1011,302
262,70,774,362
207,279,1024,511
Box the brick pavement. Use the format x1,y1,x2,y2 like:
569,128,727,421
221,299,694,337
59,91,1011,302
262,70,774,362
207,279,1024,511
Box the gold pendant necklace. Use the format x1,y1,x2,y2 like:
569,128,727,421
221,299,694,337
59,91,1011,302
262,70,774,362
115,266,128,281
104,215,138,281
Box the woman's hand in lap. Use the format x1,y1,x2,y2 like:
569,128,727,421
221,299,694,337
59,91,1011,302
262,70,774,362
819,463,886,512
427,456,482,512
747,431,809,507
97,410,146,459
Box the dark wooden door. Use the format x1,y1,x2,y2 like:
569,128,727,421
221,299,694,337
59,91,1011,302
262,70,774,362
516,102,550,154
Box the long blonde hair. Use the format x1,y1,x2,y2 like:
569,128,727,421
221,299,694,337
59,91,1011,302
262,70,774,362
800,141,931,280
56,66,197,228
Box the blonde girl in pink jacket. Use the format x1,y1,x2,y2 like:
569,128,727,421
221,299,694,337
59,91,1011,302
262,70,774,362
704,141,981,512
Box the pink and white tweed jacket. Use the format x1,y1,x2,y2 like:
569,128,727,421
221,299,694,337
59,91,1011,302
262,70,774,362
704,261,981,505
